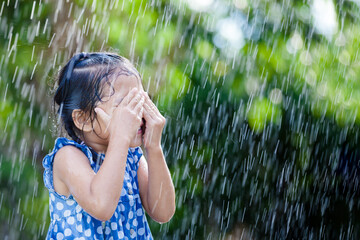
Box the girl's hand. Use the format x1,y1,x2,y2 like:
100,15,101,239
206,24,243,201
141,92,166,150
95,88,145,143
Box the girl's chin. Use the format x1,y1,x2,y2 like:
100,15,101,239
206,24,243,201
129,142,142,148
129,135,143,148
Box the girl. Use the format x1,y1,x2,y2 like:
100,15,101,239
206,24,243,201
42,52,176,239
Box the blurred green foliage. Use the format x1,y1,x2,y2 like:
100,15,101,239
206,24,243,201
1,0,360,239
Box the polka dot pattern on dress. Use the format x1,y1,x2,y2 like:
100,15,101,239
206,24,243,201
42,137,153,239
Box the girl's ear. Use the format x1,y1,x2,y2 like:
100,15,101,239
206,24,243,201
72,109,93,132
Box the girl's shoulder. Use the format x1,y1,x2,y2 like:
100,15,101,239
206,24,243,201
42,137,95,193
42,137,94,169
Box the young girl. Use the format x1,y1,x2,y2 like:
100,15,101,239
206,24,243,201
42,52,175,239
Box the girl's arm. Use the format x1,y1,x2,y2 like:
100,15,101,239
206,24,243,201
53,135,131,221
137,92,176,223
137,149,175,223
53,88,144,221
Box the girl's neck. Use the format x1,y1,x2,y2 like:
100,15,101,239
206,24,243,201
81,133,108,154
86,141,107,154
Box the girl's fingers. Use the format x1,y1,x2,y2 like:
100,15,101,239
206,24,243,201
142,105,152,122
141,91,164,122
114,97,124,107
95,107,110,122
133,95,145,115
128,92,143,109
143,101,156,120
139,105,144,118
145,95,162,118
118,88,138,106
94,107,111,130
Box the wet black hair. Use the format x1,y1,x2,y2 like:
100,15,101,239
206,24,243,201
54,52,141,143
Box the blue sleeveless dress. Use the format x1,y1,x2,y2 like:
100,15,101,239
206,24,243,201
42,137,153,240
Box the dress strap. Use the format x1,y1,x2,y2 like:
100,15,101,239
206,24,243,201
42,137,95,195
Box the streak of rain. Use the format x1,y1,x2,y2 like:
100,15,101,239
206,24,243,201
0,0,360,239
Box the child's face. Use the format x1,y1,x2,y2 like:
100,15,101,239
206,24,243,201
94,73,145,147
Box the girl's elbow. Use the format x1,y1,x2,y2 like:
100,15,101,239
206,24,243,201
94,213,112,222
162,198,176,223
93,208,115,221
91,200,117,221
155,212,174,223
154,205,176,223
